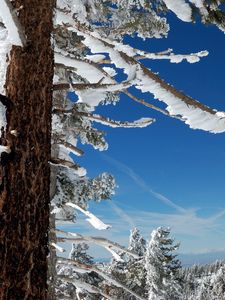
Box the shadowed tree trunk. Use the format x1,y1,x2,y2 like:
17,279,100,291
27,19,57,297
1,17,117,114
0,1,55,298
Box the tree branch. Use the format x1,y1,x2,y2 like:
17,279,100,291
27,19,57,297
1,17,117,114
49,158,86,176
55,229,141,259
0,0,26,46
58,140,84,156
58,276,117,300
72,23,225,132
57,257,147,300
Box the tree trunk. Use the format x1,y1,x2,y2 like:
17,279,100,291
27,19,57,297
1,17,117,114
0,1,55,298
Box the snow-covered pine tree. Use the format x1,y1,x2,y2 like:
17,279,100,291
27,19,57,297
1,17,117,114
145,227,182,300
0,0,225,297
102,228,147,300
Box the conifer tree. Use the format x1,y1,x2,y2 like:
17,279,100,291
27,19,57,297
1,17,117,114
0,0,225,298
145,227,182,300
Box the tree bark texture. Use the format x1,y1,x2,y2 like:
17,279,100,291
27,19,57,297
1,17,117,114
0,1,55,299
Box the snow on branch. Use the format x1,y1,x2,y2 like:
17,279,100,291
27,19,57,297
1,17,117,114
77,112,155,128
53,109,155,128
50,242,65,253
57,140,84,156
57,257,147,300
95,39,208,64
135,49,208,64
59,276,117,300
72,24,225,133
54,53,113,84
0,0,26,46
163,0,192,22
49,158,86,177
53,57,175,119
124,90,183,121
53,80,132,92
55,229,141,259
66,202,111,230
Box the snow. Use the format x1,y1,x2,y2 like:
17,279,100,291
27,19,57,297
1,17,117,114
163,0,192,22
87,115,155,128
190,0,208,17
0,29,11,95
136,66,225,133
0,102,7,130
0,0,26,46
51,242,65,253
0,145,10,155
54,53,113,84
103,67,117,77
66,202,111,230
85,54,106,63
104,246,124,262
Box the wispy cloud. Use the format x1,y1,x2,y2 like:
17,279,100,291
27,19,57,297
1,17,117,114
100,154,225,254
57,155,225,263
108,200,135,228
103,154,186,213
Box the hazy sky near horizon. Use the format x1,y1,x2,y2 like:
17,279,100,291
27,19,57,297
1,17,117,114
65,13,225,264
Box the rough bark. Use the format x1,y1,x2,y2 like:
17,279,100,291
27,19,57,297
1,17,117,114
0,1,55,299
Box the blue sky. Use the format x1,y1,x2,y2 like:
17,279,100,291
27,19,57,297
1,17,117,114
64,14,225,265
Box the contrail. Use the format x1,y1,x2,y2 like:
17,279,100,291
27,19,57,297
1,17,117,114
103,154,186,214
108,200,135,228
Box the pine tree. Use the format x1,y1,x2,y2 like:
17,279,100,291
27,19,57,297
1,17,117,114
0,1,225,298
0,1,55,298
145,227,182,300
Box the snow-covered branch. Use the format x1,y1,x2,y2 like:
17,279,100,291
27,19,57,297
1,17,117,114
0,0,26,46
66,202,111,230
53,80,132,92
50,242,65,253
54,108,155,128
57,257,147,300
72,24,225,133
55,229,141,259
58,140,84,156
123,90,183,121
58,276,117,300
76,112,155,128
49,158,86,177
135,50,208,64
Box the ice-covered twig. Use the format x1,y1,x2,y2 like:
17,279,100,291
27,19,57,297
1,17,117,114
57,257,147,300
66,202,111,230
50,242,65,253
58,276,116,300
76,112,155,128
55,229,140,259
0,0,26,46
135,50,208,64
